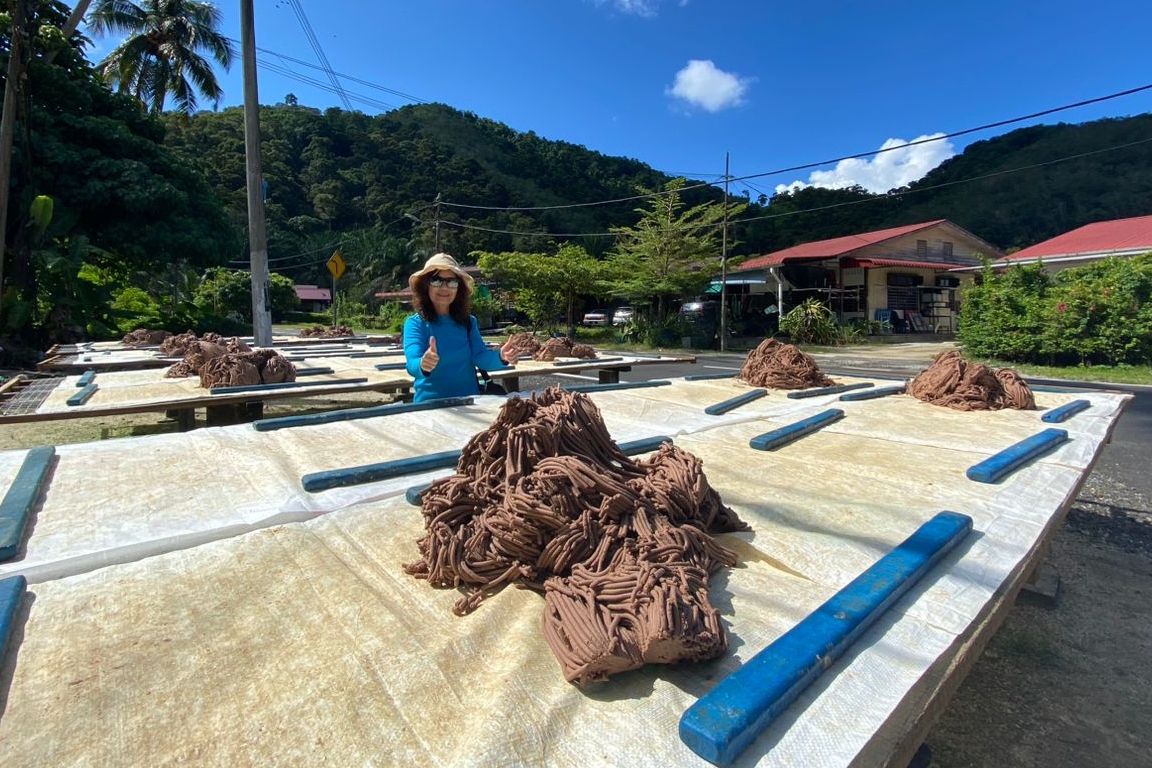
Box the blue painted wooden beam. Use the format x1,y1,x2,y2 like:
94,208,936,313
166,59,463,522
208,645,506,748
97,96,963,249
966,427,1069,484
839,384,906,401
553,356,624,366
295,367,335,376
1041,399,1091,423
749,409,844,451
375,362,408,371
679,510,973,766
684,372,738,381
209,377,368,395
253,397,473,432
0,574,27,660
404,435,676,505
303,449,462,493
787,381,873,399
564,380,671,394
66,383,97,406
0,446,55,561
76,370,96,387
705,389,768,416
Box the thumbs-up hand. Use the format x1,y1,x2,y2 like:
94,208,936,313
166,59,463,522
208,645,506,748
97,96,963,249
420,336,439,374
499,338,518,367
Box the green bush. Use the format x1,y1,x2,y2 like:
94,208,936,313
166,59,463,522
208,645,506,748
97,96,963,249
959,254,1152,366
778,299,840,345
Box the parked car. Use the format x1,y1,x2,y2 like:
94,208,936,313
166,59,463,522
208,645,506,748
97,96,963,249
581,308,609,326
612,306,636,326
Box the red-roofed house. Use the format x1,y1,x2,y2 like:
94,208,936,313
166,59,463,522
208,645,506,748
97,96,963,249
723,220,1002,333
992,214,1152,273
295,285,332,312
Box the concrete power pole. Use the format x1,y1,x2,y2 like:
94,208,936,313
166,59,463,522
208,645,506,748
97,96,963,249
0,0,27,314
719,152,730,352
240,0,272,345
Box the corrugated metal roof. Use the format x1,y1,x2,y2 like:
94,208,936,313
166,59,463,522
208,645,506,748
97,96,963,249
295,285,331,301
737,220,947,271
844,258,956,270
1005,215,1152,261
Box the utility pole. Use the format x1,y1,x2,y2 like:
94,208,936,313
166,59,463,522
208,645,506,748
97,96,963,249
719,152,730,352
0,0,27,315
240,0,272,345
433,192,441,251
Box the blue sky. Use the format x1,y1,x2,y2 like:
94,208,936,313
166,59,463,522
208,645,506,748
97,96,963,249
89,0,1152,198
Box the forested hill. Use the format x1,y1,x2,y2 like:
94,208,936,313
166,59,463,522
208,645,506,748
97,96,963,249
163,103,1152,273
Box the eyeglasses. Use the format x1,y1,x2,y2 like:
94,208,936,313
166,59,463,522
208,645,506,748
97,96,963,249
428,275,460,289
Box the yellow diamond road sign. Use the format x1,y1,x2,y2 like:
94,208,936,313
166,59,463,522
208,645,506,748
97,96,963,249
326,251,346,280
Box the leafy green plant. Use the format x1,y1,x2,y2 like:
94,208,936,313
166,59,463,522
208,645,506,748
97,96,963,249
778,299,839,345
959,255,1152,366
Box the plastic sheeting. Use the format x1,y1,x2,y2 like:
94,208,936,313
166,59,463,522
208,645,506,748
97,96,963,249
0,377,1132,767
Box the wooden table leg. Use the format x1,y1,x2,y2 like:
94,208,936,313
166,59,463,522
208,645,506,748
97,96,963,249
598,369,620,384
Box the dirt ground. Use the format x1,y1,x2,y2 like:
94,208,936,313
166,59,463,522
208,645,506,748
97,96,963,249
1,393,1149,768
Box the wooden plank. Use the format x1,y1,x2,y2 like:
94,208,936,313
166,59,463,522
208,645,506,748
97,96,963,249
66,383,98,406
787,381,873,399
0,446,56,561
0,574,27,658
679,510,973,766
208,378,369,395
704,389,768,415
0,376,413,425
252,397,474,432
684,372,738,381
563,380,670,394
839,384,906,401
749,409,845,451
1041,398,1091,423
302,449,462,493
966,428,1069,484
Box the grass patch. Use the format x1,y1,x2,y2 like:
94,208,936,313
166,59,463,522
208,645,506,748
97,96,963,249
991,627,1063,669
1006,362,1152,386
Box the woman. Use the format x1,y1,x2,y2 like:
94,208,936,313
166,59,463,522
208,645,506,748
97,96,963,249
403,253,517,402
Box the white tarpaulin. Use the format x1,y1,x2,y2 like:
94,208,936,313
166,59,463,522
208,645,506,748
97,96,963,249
0,378,1131,767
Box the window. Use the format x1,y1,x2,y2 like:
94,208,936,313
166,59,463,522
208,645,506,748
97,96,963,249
943,241,954,258
916,239,928,258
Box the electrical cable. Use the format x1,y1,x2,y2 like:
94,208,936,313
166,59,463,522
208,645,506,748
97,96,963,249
429,135,1152,239
285,0,353,110
438,83,1152,213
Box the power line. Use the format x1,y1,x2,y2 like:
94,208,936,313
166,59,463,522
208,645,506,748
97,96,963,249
439,82,1152,214
433,135,1152,240
285,0,352,110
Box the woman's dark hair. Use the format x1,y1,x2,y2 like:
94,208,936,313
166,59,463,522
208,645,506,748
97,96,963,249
413,273,472,327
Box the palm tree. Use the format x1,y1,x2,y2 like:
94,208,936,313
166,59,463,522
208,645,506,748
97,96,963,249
87,0,235,115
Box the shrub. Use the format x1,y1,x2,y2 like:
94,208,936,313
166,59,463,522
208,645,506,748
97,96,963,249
778,299,839,345
959,254,1152,366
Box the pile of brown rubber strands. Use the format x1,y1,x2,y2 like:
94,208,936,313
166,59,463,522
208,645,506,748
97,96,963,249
503,332,542,360
404,387,749,686
121,328,172,346
164,335,296,388
908,350,1034,410
739,338,836,389
298,324,355,338
533,336,598,361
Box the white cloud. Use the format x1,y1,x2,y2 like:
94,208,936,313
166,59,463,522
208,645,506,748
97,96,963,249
666,60,751,113
774,134,955,195
592,0,661,17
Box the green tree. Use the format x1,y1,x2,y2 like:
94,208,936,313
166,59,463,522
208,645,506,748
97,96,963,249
476,244,604,335
194,268,298,320
88,0,234,115
607,179,743,321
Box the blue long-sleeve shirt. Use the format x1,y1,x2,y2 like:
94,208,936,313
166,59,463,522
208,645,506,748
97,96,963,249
403,313,508,402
